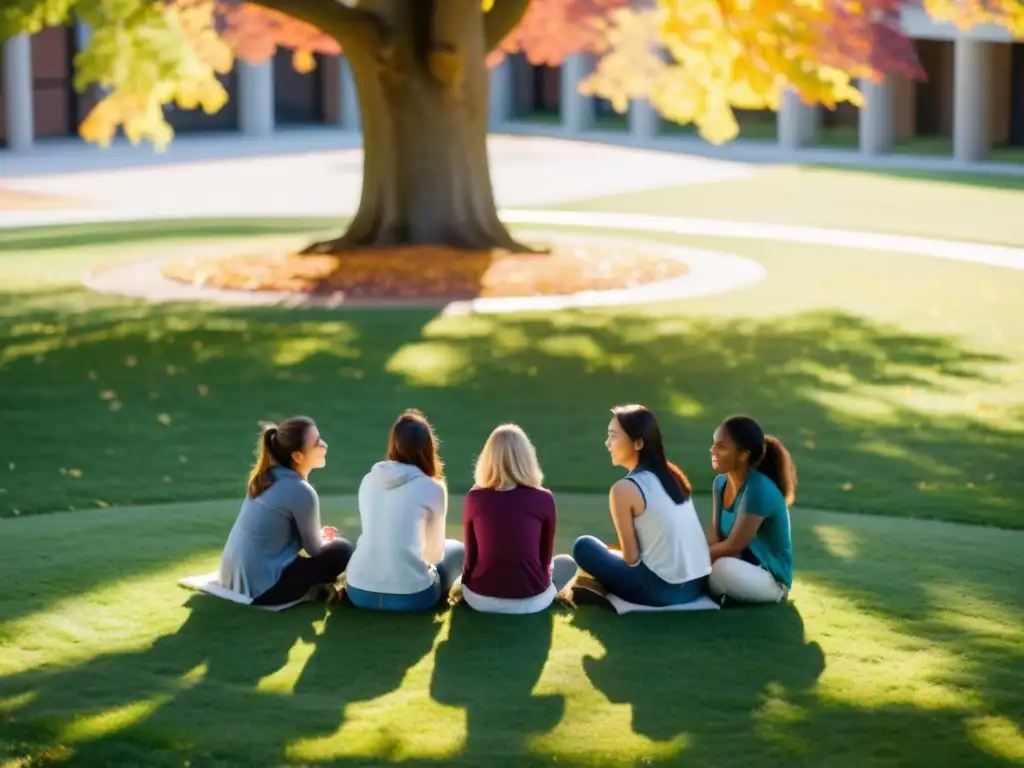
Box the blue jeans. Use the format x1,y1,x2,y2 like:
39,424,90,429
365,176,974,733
572,535,705,607
347,540,465,612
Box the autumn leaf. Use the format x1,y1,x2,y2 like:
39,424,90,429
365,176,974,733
68,468,83,478
157,413,173,426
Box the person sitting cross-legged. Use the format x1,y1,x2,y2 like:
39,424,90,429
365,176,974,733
706,415,796,605
572,404,711,607
345,409,464,612
219,416,353,607
460,424,578,614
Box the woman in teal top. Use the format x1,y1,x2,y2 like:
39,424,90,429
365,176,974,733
707,415,797,604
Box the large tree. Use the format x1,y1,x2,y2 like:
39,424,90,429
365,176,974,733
2,0,1020,252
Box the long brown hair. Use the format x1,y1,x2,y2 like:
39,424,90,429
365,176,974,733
387,409,444,480
612,404,692,503
247,416,315,498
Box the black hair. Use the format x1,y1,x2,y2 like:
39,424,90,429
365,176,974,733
721,415,797,504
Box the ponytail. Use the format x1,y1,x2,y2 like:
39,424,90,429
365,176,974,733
757,435,797,505
247,426,278,498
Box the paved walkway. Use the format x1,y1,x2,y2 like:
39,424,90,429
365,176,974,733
4,133,1023,313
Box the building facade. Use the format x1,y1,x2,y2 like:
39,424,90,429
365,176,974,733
1,6,1022,164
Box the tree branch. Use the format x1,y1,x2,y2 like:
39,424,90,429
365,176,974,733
484,0,533,51
244,0,390,44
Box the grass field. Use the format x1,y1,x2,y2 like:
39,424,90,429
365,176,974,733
1,164,1022,766
1,495,1022,767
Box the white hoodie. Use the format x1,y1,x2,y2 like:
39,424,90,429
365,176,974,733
345,461,448,595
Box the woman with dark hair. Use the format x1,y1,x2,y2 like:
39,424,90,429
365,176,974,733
708,415,797,604
572,404,711,606
219,416,354,606
345,409,464,611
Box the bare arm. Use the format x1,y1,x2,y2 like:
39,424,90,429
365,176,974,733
707,478,723,545
609,481,643,565
709,513,765,561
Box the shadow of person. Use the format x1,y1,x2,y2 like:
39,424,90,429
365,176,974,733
288,603,445,742
573,602,825,761
4,594,319,766
430,607,563,765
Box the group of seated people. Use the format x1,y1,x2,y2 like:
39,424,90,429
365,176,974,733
218,404,797,613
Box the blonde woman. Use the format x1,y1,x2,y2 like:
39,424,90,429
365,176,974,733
461,424,578,614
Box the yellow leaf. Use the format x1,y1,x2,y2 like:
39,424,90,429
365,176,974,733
100,389,117,400
68,468,83,478
292,49,316,74
157,413,173,426
125,356,138,367
95,500,110,508
196,384,209,396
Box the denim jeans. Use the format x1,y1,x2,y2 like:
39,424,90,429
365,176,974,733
347,539,465,612
572,535,705,606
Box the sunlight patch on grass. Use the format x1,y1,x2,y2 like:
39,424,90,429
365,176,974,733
59,694,174,742
285,613,465,764
803,390,898,422
256,638,318,695
753,684,811,756
794,581,980,711
527,618,689,765
667,391,704,419
966,715,1024,762
538,334,605,361
0,551,220,677
386,342,472,388
0,690,36,714
810,525,858,560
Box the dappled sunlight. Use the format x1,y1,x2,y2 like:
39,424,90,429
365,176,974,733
967,715,1024,763
386,342,474,388
286,612,465,763
795,579,976,710
0,549,221,676
256,637,319,695
810,524,858,560
528,616,688,765
59,693,175,742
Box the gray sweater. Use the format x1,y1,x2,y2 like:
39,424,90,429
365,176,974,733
219,466,324,598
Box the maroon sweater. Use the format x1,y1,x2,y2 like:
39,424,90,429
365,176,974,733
462,486,556,599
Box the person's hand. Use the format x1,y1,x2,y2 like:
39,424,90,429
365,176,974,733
321,526,338,542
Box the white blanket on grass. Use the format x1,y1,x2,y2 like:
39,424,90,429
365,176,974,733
177,571,314,612
605,594,720,615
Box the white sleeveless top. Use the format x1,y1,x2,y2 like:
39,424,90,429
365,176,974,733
629,470,712,585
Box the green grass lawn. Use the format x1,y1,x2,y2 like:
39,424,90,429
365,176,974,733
1,495,1022,767
1,165,1023,765
2,197,1022,527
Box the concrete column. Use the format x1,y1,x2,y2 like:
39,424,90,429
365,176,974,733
489,59,512,128
629,99,657,141
778,90,819,150
340,57,360,131
237,60,274,137
2,34,34,151
953,37,991,162
859,77,893,156
560,53,593,134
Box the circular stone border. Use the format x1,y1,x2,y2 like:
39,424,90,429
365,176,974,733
82,229,768,314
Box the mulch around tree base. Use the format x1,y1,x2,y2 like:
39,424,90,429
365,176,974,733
160,242,690,300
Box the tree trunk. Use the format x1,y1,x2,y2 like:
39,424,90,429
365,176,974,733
303,0,530,254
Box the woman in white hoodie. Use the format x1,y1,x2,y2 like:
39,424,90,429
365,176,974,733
345,409,464,611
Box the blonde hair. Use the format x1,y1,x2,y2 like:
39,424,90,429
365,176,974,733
473,424,544,490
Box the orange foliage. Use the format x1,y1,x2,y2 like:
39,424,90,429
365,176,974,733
161,243,689,301
216,2,340,66
489,0,630,67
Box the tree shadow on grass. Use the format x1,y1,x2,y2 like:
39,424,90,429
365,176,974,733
4,294,1021,529
430,608,563,767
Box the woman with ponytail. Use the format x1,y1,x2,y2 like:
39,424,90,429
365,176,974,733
707,415,797,604
219,416,354,606
572,405,711,606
